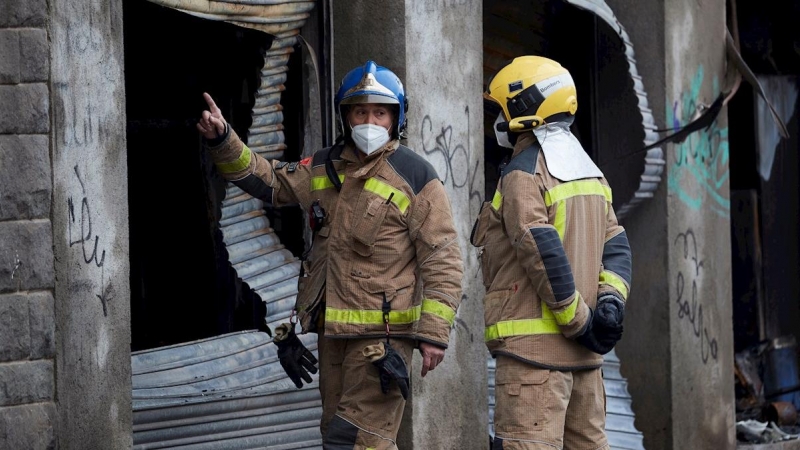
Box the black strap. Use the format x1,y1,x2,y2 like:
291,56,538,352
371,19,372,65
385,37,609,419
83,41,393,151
382,292,391,343
325,143,343,192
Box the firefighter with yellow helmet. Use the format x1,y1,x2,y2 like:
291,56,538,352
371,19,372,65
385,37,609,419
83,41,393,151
473,55,632,449
197,60,464,449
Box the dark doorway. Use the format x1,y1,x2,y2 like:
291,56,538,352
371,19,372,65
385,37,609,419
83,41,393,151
123,0,306,351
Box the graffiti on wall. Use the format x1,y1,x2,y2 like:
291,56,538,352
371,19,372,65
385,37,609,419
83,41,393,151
68,165,114,316
417,105,482,339
418,105,482,218
54,3,119,149
674,228,719,364
667,66,730,218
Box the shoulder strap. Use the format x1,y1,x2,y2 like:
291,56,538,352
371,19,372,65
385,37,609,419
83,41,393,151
325,142,344,192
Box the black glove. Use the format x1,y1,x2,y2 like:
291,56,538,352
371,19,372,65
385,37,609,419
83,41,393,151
273,322,318,389
595,294,624,337
575,294,625,355
365,341,410,400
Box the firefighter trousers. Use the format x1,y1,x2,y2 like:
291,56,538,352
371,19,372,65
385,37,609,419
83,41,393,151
318,331,414,450
492,355,609,450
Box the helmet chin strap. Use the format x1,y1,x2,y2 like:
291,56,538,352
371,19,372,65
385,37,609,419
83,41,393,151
496,115,545,132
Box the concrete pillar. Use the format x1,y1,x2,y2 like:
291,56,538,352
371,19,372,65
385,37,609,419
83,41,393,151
611,0,736,449
334,1,487,448
50,1,132,448
663,1,735,448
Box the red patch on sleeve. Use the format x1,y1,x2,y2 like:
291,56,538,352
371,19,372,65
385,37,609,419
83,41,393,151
300,156,312,166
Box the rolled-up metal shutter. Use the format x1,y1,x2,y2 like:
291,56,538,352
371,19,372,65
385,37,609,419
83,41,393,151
133,2,322,448
132,331,322,449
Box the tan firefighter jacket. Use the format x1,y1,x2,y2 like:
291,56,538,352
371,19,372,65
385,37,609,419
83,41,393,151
471,132,632,370
206,127,464,348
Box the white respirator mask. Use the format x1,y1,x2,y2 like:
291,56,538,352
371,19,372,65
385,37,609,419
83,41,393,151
350,123,391,155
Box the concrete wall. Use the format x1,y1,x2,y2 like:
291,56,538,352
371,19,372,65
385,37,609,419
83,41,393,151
0,1,57,448
664,0,734,448
50,1,132,449
334,1,487,448
611,0,736,449
403,1,486,448
603,0,673,448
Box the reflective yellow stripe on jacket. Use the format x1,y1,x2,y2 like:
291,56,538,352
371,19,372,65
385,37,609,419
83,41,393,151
485,318,560,341
544,180,612,240
311,174,345,191
326,305,421,325
600,270,629,299
364,178,410,214
216,144,252,174
484,294,581,341
325,299,454,326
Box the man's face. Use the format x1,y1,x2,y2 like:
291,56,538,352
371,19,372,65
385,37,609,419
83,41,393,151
346,103,394,132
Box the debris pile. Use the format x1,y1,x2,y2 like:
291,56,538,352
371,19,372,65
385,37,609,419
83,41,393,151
735,337,800,444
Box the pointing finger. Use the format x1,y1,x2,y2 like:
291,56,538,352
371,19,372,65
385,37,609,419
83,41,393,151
203,92,221,114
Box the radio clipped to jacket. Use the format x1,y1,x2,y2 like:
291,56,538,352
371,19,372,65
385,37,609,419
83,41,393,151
308,199,325,233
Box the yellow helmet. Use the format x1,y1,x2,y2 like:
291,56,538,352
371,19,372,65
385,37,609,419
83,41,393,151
484,55,578,132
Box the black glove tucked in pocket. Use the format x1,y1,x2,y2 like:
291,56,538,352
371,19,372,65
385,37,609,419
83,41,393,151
363,341,410,400
274,322,318,389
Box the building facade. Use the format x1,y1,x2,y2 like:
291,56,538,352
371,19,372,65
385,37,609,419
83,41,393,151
3,0,798,449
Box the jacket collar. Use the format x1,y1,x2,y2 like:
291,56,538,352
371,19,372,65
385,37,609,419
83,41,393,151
512,132,537,158
342,140,400,179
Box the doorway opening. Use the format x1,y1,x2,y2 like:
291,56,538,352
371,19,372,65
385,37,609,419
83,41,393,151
123,0,306,351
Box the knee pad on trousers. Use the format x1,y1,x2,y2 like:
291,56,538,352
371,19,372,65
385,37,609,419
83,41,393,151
491,436,504,450
324,415,358,449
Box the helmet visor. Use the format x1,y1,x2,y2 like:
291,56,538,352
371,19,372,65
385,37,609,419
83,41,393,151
340,93,399,105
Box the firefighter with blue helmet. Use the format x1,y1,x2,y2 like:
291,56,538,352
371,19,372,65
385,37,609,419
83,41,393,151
198,60,464,449
473,55,632,449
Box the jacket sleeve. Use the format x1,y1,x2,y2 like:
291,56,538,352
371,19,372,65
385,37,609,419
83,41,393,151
502,171,590,338
408,179,464,348
204,125,312,208
598,180,632,302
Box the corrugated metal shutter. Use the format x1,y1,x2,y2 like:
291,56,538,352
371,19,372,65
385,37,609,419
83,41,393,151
487,349,645,449
133,2,323,449
561,0,664,221
132,331,322,449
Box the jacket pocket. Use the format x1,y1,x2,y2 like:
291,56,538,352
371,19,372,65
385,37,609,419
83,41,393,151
495,367,550,431
483,288,513,339
352,196,389,257
358,275,416,334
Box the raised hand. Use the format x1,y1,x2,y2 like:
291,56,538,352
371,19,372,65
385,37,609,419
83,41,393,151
196,92,227,140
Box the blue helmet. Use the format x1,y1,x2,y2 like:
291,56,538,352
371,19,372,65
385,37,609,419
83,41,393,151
334,60,408,139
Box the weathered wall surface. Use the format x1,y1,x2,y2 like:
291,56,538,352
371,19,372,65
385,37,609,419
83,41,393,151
333,0,406,87
607,0,735,449
403,1,486,449
334,1,487,448
50,1,132,448
603,0,673,449
0,2,57,448
664,0,735,448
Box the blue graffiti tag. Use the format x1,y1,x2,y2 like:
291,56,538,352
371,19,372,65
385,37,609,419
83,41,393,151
666,66,730,218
